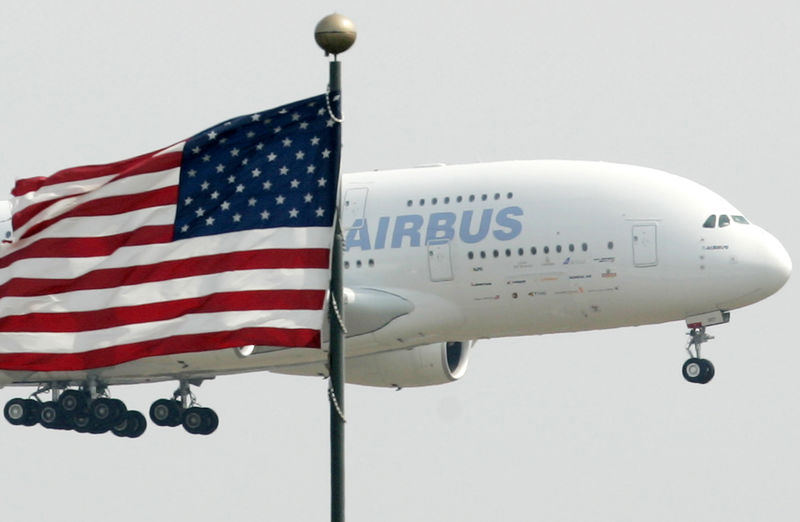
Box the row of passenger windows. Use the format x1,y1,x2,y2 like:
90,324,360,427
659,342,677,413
467,241,613,260
407,192,514,207
702,214,749,228
344,259,375,269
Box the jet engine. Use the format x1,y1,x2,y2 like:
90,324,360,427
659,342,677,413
344,341,471,388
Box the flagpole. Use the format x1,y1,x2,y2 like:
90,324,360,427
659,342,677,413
315,14,356,522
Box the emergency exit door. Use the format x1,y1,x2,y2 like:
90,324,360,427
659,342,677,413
632,224,658,267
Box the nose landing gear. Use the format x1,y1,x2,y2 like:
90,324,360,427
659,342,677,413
682,327,716,384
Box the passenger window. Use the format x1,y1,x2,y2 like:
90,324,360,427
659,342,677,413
732,215,749,224
719,215,730,227
703,215,716,228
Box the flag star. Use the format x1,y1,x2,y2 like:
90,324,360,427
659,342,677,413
219,138,227,144
195,207,205,217
315,207,325,217
322,149,331,158
216,164,225,173
207,130,218,140
317,108,326,116
262,180,272,190
279,166,289,175
187,169,197,177
304,193,313,203
267,152,277,162
282,137,293,147
291,112,301,121
326,119,335,127
224,121,232,126
206,216,215,226
230,148,240,157
241,158,249,166
300,122,309,130
233,213,242,223
311,136,320,146
202,154,211,162
262,118,272,124
307,164,316,174
221,201,231,211
246,131,255,138
236,184,245,193
273,126,282,134
333,94,341,102
290,179,300,189
261,210,270,220
251,168,261,177
227,175,236,183
192,146,201,154
276,195,286,205
289,208,299,218
181,224,189,232
256,143,264,150
251,113,261,121
210,191,220,200
317,177,327,187
279,108,288,114
295,150,305,160
201,181,210,190
184,197,193,206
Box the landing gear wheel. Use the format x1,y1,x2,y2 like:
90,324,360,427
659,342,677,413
182,407,206,435
150,399,181,427
112,410,147,438
59,390,87,417
22,400,40,426
71,412,92,433
682,358,715,384
40,401,65,429
4,398,29,425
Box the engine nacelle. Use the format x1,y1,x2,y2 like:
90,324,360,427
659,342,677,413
345,341,471,388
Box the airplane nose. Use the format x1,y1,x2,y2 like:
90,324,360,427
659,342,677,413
760,228,792,295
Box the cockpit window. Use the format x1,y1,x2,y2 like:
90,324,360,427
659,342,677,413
732,215,749,224
718,215,731,227
703,215,716,228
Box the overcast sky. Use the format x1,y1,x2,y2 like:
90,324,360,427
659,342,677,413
1,2,798,521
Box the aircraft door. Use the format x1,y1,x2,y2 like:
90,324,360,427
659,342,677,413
427,239,454,282
632,223,658,267
343,187,368,230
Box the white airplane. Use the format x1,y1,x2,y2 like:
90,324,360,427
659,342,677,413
0,160,791,436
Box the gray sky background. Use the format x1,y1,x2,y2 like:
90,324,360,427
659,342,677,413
1,2,798,521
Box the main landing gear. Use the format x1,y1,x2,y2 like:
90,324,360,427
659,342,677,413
682,327,716,384
3,385,147,437
148,380,218,436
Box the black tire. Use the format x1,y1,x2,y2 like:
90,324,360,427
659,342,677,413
150,399,181,427
90,398,114,425
126,411,147,438
182,407,205,435
4,398,28,425
698,359,715,384
682,358,703,383
40,401,64,429
59,390,87,416
23,400,41,427
200,408,219,435
71,412,92,433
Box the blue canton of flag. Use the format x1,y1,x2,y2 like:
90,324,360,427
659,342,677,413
175,93,340,239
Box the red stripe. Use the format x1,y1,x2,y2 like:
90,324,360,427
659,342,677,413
0,290,325,332
12,151,182,231
20,185,178,239
12,148,179,197
0,225,173,269
0,247,330,297
0,327,320,371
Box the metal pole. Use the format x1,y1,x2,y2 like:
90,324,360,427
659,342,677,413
328,59,345,522
315,14,355,522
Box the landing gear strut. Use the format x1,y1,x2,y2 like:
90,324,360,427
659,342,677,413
149,380,218,435
682,327,716,384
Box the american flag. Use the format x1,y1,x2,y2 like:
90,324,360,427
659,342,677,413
0,93,340,372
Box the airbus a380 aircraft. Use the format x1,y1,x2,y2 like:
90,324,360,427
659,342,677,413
0,160,791,436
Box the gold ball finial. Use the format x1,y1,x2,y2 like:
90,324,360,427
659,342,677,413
315,14,357,56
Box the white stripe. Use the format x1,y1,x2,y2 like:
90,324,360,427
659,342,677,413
13,168,180,239
0,309,323,354
0,268,329,316
0,226,332,280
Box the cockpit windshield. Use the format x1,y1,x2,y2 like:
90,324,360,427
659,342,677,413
702,214,749,228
